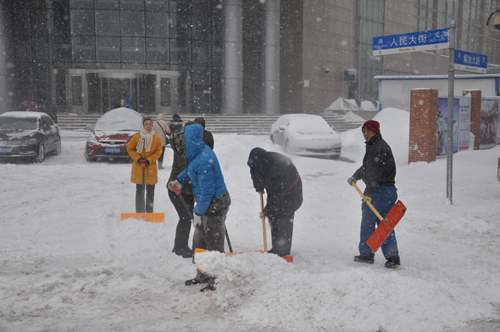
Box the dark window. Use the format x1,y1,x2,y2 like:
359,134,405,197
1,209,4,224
96,10,120,36
95,0,119,10
160,77,171,107
72,36,96,62
146,12,168,37
121,11,145,37
146,38,168,63
96,37,120,62
71,76,83,106
121,37,145,62
71,9,95,36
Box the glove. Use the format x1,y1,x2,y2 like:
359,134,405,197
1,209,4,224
255,187,264,193
347,176,357,186
143,159,150,166
192,214,202,228
362,196,372,204
168,179,182,194
259,209,268,219
137,157,144,164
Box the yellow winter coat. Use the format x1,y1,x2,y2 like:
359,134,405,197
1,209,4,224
127,133,163,185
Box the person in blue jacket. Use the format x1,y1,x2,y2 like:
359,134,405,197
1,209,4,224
168,123,230,292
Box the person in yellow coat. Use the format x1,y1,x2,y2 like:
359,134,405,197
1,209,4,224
127,118,163,213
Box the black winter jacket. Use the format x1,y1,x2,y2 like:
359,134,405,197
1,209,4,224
247,148,302,217
352,133,396,197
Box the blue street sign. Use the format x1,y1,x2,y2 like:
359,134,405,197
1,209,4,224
373,28,450,56
454,50,487,73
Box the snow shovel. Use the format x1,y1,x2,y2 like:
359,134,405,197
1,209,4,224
351,182,406,252
260,192,294,263
121,160,164,223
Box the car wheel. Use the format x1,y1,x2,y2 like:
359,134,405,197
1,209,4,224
35,143,45,163
53,140,62,155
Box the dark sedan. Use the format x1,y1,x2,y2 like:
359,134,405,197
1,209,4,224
0,111,61,162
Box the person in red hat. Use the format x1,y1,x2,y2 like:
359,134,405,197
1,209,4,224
347,120,401,268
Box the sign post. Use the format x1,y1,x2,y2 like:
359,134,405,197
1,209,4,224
446,21,455,204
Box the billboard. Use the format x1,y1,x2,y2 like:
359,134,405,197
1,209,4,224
437,97,471,156
480,98,500,149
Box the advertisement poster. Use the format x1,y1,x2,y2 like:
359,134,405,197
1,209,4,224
458,97,471,151
479,98,499,149
437,98,460,156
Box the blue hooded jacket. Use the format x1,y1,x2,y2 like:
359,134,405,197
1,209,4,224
177,124,228,215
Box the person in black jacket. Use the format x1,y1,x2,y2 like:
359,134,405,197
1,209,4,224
347,120,400,268
247,148,302,256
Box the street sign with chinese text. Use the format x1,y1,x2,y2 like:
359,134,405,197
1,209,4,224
372,28,450,56
454,50,487,74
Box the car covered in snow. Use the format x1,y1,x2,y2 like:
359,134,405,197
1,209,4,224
270,114,341,159
0,111,61,162
84,108,144,162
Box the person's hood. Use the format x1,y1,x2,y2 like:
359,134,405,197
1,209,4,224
247,147,272,173
184,123,205,162
157,113,165,121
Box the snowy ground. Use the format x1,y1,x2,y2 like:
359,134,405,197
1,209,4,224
1,108,500,332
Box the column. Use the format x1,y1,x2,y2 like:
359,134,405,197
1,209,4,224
222,0,243,115
262,0,280,115
463,90,482,150
409,89,439,164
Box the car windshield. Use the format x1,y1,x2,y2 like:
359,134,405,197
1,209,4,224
94,108,143,131
289,117,333,135
0,117,38,131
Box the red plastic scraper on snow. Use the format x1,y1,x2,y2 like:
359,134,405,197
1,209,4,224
351,183,406,252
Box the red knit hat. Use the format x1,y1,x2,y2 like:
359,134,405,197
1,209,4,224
362,120,380,134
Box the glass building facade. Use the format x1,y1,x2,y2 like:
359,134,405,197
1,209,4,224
3,0,223,114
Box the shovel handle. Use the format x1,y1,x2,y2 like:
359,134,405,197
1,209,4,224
259,191,268,252
351,182,384,221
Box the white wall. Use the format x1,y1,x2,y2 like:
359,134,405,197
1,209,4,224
377,75,500,111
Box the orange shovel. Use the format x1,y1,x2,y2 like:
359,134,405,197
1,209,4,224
121,160,164,223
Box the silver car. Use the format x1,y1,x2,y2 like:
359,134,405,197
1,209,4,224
270,114,341,159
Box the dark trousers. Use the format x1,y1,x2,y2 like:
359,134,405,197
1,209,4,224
136,184,155,213
268,212,294,256
168,190,194,250
193,214,226,253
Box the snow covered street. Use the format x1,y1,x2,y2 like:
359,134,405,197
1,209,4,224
1,109,500,332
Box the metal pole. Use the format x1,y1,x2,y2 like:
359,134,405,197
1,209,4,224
446,21,455,204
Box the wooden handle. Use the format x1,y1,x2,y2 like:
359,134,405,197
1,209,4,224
259,191,268,252
351,182,384,221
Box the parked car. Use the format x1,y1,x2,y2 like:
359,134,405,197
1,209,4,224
0,111,61,162
270,114,342,159
85,107,144,162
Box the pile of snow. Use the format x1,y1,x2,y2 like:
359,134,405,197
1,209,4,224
1,107,499,332
325,98,377,111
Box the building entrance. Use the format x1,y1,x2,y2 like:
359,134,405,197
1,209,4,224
60,69,181,115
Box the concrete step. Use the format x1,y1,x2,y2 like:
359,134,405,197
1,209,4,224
57,113,365,134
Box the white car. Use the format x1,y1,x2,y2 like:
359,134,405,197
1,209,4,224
270,114,341,159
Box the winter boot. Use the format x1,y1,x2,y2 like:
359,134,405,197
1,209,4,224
354,253,375,264
199,283,216,292
185,271,210,286
173,246,194,258
199,277,217,292
158,161,164,169
385,255,401,268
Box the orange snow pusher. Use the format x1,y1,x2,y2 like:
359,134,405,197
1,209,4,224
351,182,406,252
121,160,164,223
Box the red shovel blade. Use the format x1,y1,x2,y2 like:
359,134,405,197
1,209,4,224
366,200,407,252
